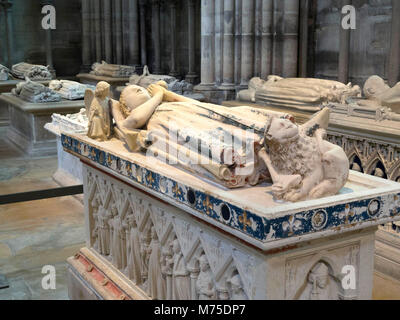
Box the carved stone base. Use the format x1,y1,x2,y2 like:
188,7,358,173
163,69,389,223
0,93,84,157
61,133,400,299
0,80,51,127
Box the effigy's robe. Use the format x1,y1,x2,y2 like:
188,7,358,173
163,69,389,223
254,77,360,111
139,102,289,188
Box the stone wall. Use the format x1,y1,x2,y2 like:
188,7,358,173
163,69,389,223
314,0,393,86
0,0,82,77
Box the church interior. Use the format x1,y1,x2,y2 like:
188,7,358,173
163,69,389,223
1,0,400,300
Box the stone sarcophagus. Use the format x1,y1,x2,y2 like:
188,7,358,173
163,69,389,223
63,133,400,300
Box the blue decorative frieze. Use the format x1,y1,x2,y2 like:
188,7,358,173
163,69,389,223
62,134,400,244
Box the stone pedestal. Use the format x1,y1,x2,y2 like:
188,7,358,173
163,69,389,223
0,80,50,127
76,73,129,100
0,93,84,157
62,133,400,300
44,119,84,202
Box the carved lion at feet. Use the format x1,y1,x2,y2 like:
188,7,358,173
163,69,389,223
259,108,349,202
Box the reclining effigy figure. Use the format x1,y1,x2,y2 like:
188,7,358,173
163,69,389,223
90,61,136,78
357,75,400,114
12,78,61,103
237,75,361,111
49,80,94,100
11,62,52,80
129,65,205,101
0,64,10,81
84,80,349,202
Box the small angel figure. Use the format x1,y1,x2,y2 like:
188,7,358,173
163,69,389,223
85,81,113,141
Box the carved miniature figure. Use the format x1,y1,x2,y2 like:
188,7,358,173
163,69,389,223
195,254,216,300
161,241,174,299
227,273,248,300
96,205,112,256
140,229,152,288
85,81,113,141
108,204,126,269
91,195,101,251
126,214,142,284
298,262,339,300
146,227,166,299
172,239,191,300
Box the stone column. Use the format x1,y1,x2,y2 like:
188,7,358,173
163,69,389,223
240,0,255,87
234,0,242,86
103,0,112,63
221,0,235,88
298,0,309,77
197,0,215,89
185,0,198,83
169,0,179,77
1,0,13,68
81,0,92,71
214,0,223,85
261,0,273,79
253,0,262,77
151,0,162,74
128,0,140,66
115,0,123,65
94,0,102,62
282,0,299,77
139,0,147,66
272,0,283,75
90,0,96,62
338,0,351,84
388,0,400,86
189,269,200,300
41,0,56,77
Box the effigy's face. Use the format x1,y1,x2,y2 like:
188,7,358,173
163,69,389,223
123,85,151,111
267,117,299,143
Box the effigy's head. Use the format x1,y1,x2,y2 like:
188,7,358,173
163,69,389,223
264,116,299,144
363,75,390,99
229,274,243,291
199,254,209,271
95,81,110,98
120,85,151,116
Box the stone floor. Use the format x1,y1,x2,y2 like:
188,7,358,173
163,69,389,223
0,127,85,300
0,126,400,300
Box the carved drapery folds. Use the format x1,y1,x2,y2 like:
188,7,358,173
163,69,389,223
86,166,250,300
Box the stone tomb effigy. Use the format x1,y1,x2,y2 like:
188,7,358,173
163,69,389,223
77,61,137,100
62,81,400,300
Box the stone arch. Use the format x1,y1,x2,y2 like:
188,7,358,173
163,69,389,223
349,153,364,173
366,157,387,179
293,259,340,300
